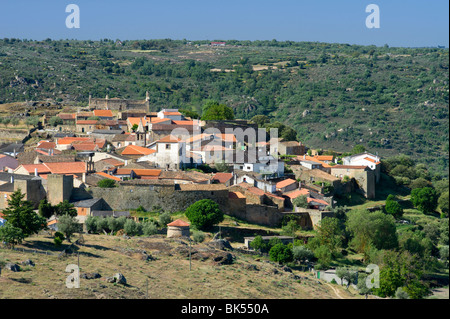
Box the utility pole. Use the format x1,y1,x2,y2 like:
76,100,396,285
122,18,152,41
189,236,192,272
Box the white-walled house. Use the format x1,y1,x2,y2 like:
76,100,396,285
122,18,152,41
342,152,381,182
232,153,284,178
157,109,183,121
140,135,187,170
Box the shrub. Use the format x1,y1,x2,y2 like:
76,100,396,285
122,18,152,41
159,212,172,227
97,179,117,188
269,243,293,264
142,221,158,236
124,219,142,236
292,245,315,264
192,230,206,243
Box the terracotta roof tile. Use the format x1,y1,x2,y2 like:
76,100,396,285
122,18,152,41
167,219,190,227
121,145,155,156
276,178,296,189
93,110,114,117
212,172,233,184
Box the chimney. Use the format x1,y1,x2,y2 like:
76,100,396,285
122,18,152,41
34,168,38,176
82,172,86,183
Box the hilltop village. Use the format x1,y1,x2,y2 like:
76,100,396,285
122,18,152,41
0,95,382,232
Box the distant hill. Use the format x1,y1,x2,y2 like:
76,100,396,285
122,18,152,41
0,39,448,176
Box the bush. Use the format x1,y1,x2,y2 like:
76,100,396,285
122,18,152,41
85,216,99,233
192,230,206,243
269,243,293,264
292,245,315,264
159,212,172,227
97,179,117,188
124,219,142,236
142,221,158,236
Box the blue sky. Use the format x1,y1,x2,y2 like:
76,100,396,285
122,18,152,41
0,0,448,47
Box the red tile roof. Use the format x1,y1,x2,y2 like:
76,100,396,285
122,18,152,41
228,191,246,199
72,143,98,151
57,137,92,145
44,162,87,174
284,188,310,199
95,172,121,181
93,109,114,117
212,172,233,184
156,135,181,143
276,178,296,189
77,120,99,125
167,219,190,227
121,145,156,156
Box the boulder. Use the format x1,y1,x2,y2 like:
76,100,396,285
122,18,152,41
212,252,234,266
208,239,233,251
5,263,21,272
107,273,127,285
81,272,101,280
21,259,35,267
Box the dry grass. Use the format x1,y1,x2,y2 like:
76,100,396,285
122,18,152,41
0,233,362,300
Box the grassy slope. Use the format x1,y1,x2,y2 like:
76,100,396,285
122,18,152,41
0,232,360,300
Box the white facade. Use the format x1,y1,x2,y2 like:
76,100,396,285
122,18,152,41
140,140,187,170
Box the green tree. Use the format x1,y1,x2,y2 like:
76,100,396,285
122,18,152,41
292,245,314,265
159,212,172,227
411,187,438,214
438,191,449,216
201,100,235,120
351,144,366,155
54,200,77,217
249,235,269,253
185,199,224,231
57,214,80,242
357,273,373,299
38,198,55,219
0,221,25,248
269,243,293,264
385,195,404,219
124,219,142,236
346,209,398,259
49,116,63,127
292,195,308,209
2,189,46,237
315,217,343,255
336,266,358,288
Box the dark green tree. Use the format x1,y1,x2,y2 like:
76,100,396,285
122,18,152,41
54,200,77,217
185,199,224,231
38,198,55,219
0,221,25,248
201,101,235,121
2,189,46,237
411,187,438,214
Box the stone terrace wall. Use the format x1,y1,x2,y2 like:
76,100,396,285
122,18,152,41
89,184,229,213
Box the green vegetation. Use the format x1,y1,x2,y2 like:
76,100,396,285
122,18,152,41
0,39,447,176
97,179,117,188
185,199,224,231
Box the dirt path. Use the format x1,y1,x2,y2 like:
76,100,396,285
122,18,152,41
326,283,345,299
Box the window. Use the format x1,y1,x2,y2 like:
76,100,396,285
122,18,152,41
166,144,171,150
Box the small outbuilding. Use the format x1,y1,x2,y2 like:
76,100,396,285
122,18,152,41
167,219,190,238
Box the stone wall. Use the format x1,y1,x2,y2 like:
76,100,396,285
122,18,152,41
88,184,229,213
